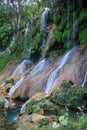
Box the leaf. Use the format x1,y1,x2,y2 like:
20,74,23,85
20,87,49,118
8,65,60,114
59,115,68,126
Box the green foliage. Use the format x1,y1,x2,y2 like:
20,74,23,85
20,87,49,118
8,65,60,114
52,81,71,106
32,33,41,50
22,4,38,21
0,52,10,71
54,26,62,42
80,9,87,19
70,87,87,107
58,16,66,32
59,108,69,126
36,118,49,127
0,52,17,71
0,8,13,51
62,30,67,43
25,99,37,115
53,80,87,107
40,103,51,109
79,28,87,45
19,112,87,130
48,50,59,58
9,31,25,57
52,13,61,23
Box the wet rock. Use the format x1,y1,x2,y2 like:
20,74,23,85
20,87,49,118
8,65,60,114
50,46,87,93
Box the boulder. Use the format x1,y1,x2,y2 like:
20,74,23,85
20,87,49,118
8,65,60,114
50,46,87,93
0,61,16,83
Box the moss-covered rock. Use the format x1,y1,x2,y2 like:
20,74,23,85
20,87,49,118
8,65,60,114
25,99,38,115
52,80,87,109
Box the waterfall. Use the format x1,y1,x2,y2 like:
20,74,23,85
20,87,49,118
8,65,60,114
66,0,76,48
42,7,50,43
8,59,33,97
42,7,50,31
12,59,33,77
82,69,87,87
10,33,17,46
25,21,32,58
4,97,9,108
45,47,77,93
20,99,29,113
30,58,53,76
73,18,81,45
8,77,24,96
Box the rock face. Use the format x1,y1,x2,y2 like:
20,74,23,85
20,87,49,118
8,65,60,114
52,80,87,109
0,46,87,100
63,46,87,86
11,64,55,98
50,46,87,93
0,61,16,83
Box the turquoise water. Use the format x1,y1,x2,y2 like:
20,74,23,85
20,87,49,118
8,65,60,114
5,107,21,124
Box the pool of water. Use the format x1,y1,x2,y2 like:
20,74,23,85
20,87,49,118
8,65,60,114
5,107,21,124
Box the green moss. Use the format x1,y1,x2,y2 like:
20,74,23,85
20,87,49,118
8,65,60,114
36,118,49,127
80,9,87,19
79,28,87,45
25,99,38,115
58,16,66,32
52,13,61,23
31,19,41,37
62,29,67,43
0,52,18,71
53,80,87,107
32,33,41,50
54,26,62,42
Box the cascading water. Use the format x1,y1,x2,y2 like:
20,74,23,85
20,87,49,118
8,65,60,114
25,21,32,58
10,34,17,46
45,47,77,93
73,20,79,44
30,58,53,76
66,0,76,48
4,97,9,108
82,69,87,87
42,7,50,43
8,77,24,97
12,59,33,77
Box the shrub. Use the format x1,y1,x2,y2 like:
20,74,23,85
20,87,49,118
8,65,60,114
79,28,87,45
52,80,87,107
25,99,37,114
54,27,62,42
36,118,49,127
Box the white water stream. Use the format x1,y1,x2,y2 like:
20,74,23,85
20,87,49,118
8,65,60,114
45,47,77,93
30,58,53,76
8,77,24,96
82,69,87,87
12,59,33,77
